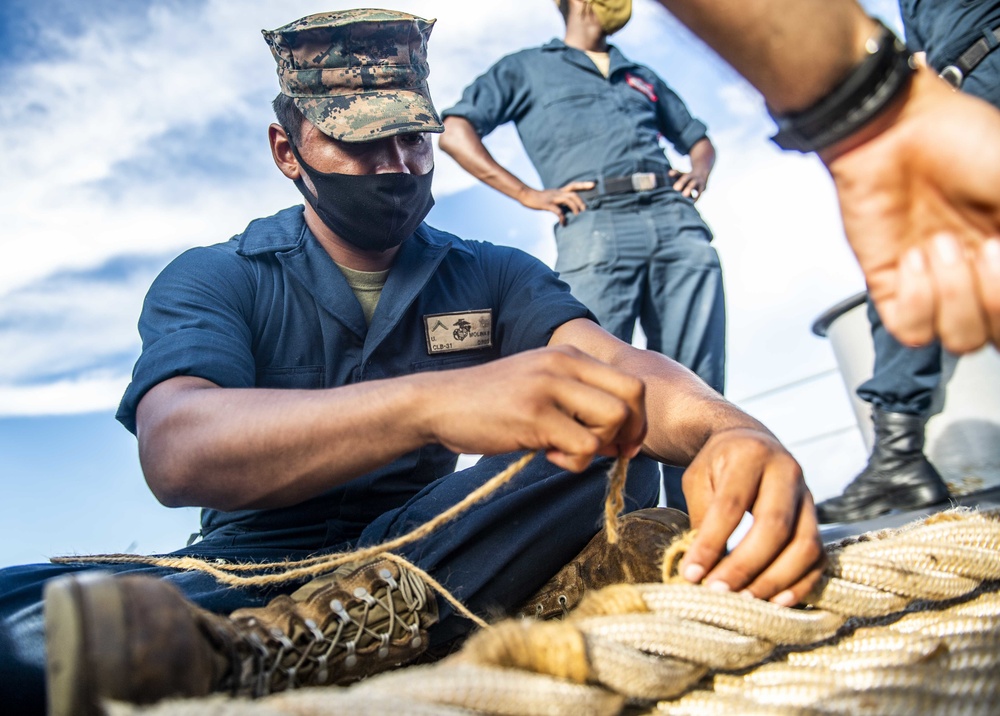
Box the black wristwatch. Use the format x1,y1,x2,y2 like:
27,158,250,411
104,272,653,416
769,20,917,153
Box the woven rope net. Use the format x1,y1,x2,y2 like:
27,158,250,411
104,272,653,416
106,506,1000,716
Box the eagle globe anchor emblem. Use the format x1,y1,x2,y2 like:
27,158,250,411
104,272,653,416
452,318,472,341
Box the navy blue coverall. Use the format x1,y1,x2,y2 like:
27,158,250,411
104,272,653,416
0,207,660,714
443,39,726,395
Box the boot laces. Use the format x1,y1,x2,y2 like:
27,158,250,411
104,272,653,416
228,564,429,697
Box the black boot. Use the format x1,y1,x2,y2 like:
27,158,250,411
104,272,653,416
816,407,950,524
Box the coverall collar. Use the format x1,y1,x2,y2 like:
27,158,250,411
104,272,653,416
237,206,452,349
541,37,638,77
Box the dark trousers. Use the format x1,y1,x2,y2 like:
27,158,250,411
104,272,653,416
856,300,942,416
552,193,721,513
553,194,726,395
0,452,660,714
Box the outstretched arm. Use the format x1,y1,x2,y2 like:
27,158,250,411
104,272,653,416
550,319,824,606
135,345,646,512
655,0,876,113
654,0,1000,352
439,116,594,225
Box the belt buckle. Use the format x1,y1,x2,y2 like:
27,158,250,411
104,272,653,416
630,172,658,192
939,65,964,89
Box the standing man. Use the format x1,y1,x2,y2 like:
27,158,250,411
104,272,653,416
0,9,821,716
815,0,1000,523
439,0,725,398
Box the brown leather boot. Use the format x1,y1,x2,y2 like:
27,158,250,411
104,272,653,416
516,507,689,620
44,557,437,716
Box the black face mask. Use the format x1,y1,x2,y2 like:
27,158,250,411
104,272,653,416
289,142,435,253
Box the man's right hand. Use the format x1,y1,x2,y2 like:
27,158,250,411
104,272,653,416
516,182,596,225
418,345,647,472
821,68,1000,353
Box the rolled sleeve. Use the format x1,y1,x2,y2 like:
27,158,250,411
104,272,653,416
441,55,531,138
116,246,257,434
654,80,708,155
484,245,596,355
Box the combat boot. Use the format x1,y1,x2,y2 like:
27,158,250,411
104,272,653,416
816,407,951,524
44,556,437,716
517,507,689,620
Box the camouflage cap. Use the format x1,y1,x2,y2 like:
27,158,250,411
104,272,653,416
262,9,444,142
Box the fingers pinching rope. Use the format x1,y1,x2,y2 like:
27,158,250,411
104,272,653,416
68,455,1000,716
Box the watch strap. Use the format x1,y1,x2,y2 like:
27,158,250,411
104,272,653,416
769,21,916,153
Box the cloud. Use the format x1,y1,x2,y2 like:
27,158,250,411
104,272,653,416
714,82,768,124
0,0,565,289
861,0,904,32
0,0,872,502
0,0,900,545
0,0,583,417
0,375,131,416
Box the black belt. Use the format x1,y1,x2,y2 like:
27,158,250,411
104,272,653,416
577,171,673,201
940,25,1000,88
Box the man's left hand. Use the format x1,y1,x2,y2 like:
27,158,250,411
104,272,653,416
670,169,708,202
677,428,825,606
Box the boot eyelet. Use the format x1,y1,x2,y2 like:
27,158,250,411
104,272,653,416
329,599,351,622
344,641,357,668
272,629,294,650
303,619,325,642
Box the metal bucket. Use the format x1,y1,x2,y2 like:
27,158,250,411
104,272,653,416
812,292,1000,496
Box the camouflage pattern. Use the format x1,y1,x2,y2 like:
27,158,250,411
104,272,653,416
262,9,444,142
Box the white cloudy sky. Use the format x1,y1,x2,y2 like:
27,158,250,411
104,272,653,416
0,0,903,567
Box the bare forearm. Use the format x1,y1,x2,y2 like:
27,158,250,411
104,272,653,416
688,137,715,179
655,0,877,112
549,320,770,464
137,376,433,511
618,349,767,465
137,343,653,510
439,116,533,201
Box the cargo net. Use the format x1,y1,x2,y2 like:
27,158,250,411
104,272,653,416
107,505,1000,716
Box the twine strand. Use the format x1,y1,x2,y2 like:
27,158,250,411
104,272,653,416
53,452,632,629
99,508,1000,715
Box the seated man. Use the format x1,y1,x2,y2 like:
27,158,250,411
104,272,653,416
0,10,822,716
